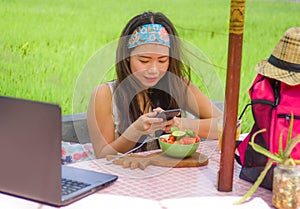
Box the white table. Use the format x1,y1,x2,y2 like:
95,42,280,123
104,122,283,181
0,138,274,209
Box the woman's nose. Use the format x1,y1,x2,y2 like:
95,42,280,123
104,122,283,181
148,62,158,72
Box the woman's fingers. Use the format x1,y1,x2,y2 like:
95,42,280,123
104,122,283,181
136,108,178,134
163,117,181,133
153,107,164,113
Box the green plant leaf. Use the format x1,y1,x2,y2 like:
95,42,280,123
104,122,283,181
278,132,284,157
249,129,283,163
283,158,296,166
283,134,300,158
286,113,294,146
234,160,274,205
251,143,283,163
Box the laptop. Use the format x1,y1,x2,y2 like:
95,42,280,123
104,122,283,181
0,96,118,207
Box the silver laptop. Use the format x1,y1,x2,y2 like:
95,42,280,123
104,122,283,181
0,96,118,207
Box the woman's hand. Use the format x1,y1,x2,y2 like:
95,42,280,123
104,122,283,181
131,108,166,136
163,117,196,133
163,116,180,133
164,116,219,139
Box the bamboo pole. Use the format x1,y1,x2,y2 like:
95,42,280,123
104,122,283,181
218,0,246,192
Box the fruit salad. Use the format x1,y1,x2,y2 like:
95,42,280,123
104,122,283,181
159,127,200,145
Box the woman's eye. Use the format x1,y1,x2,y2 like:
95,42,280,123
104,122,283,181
139,59,149,63
159,59,168,63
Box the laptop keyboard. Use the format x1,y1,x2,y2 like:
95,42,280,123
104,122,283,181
61,178,91,196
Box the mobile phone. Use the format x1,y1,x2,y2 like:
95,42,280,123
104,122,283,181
156,109,181,121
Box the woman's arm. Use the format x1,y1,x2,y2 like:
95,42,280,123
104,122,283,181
87,84,165,158
172,82,223,139
87,84,140,158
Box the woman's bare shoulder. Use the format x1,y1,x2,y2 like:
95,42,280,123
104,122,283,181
93,83,112,100
89,83,114,118
186,80,205,95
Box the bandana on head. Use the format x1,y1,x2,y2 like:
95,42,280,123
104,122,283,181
128,24,170,49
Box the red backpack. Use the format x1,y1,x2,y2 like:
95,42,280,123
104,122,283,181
236,74,300,190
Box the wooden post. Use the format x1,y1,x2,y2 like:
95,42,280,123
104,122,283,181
218,0,246,192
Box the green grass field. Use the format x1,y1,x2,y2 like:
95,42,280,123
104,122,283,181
1,0,300,132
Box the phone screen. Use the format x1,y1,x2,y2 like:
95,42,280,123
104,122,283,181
156,109,181,121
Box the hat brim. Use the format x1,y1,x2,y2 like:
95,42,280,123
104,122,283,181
255,60,300,86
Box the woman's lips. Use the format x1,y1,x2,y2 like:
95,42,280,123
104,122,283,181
144,76,158,83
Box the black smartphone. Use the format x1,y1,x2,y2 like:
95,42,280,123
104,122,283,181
156,109,181,121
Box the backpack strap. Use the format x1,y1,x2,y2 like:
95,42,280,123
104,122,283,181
238,103,251,120
235,141,243,165
238,99,275,121
273,80,281,106
239,78,281,122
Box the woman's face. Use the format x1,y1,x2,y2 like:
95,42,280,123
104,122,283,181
129,44,169,88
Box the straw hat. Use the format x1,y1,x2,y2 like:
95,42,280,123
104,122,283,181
255,27,300,86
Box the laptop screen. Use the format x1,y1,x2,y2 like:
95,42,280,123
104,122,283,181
0,96,63,203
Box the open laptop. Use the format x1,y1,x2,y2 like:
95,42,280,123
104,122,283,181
0,96,118,207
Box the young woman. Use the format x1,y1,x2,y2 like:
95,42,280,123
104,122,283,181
87,11,222,158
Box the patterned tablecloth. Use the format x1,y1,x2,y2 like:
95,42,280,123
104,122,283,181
0,138,275,209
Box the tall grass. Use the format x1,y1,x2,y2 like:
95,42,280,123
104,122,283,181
1,0,299,132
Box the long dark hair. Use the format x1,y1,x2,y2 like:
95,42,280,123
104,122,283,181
114,11,191,134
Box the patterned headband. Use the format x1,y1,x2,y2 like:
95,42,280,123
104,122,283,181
128,24,170,49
